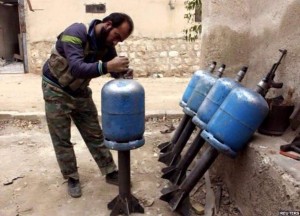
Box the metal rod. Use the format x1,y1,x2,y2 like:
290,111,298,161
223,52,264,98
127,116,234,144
180,146,219,194
158,114,190,152
159,146,219,215
160,146,219,215
161,130,206,185
108,150,144,215
119,151,131,196
158,118,196,165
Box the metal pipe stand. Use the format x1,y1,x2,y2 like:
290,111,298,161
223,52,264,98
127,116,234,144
161,131,206,185
158,118,196,166
158,114,190,153
108,151,144,216
160,146,219,215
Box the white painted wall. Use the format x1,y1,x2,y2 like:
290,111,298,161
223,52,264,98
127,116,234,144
25,0,187,42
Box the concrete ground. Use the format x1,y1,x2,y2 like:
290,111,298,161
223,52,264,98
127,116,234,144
0,73,300,215
0,73,187,115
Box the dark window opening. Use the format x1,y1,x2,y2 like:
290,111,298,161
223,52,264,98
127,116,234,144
0,4,20,60
195,4,202,22
85,4,106,13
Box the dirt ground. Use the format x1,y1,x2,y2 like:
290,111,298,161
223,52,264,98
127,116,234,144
0,116,241,216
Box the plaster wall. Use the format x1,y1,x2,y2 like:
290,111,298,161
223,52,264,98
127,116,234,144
200,0,300,214
26,0,187,41
200,0,300,99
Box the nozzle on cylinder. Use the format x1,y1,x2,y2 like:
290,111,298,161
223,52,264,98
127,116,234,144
215,64,226,78
208,61,217,73
234,66,248,82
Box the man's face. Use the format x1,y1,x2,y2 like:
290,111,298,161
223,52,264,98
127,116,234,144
104,21,130,47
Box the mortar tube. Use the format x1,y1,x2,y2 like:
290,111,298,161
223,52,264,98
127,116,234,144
161,66,248,181
158,114,190,153
159,62,217,152
161,130,205,185
158,118,196,165
108,151,144,215
159,146,219,214
159,64,226,161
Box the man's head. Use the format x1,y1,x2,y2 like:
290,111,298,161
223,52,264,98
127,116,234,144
98,12,134,47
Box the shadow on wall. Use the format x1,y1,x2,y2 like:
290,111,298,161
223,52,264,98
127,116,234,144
247,0,300,98
277,0,300,98
200,26,251,78
200,0,300,99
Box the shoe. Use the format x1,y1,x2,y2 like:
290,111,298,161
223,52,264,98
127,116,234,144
67,178,82,198
105,170,119,186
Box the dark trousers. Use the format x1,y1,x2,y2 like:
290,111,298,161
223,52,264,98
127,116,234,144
42,79,117,180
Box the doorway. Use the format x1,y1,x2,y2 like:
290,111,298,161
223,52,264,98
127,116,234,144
0,0,25,73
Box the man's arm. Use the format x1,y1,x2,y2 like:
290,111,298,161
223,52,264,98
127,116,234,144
58,23,102,79
59,23,131,79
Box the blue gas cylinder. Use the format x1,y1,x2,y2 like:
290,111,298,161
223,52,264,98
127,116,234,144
180,62,216,108
200,87,269,157
183,73,219,117
184,64,225,117
101,79,145,151
192,77,242,130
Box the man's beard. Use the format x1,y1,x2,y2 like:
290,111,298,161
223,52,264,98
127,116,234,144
97,27,113,49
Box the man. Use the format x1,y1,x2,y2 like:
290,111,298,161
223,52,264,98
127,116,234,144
41,13,134,198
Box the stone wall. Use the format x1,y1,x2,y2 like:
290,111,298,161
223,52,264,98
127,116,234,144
29,37,202,77
25,0,198,77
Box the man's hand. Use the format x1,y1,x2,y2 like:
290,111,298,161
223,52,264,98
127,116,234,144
123,68,133,79
107,56,129,73
110,68,134,79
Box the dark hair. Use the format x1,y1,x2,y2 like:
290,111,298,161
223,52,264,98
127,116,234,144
103,13,134,35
